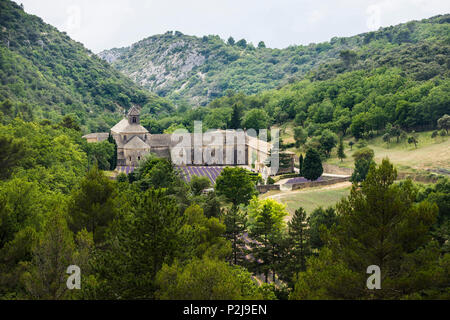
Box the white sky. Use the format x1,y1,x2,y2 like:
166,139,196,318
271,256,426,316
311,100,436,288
14,0,450,53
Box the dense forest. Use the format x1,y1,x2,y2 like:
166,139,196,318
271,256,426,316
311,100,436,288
1,118,449,299
0,0,175,132
0,0,449,300
100,14,450,106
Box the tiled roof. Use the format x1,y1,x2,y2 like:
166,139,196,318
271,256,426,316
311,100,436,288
123,136,150,149
127,105,140,116
81,132,109,141
111,118,148,134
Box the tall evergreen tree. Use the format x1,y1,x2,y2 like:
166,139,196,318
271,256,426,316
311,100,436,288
230,103,242,129
291,159,445,300
337,138,346,162
108,133,117,170
223,206,248,265
281,207,310,287
68,165,117,243
248,198,288,283
303,148,323,181
299,154,304,176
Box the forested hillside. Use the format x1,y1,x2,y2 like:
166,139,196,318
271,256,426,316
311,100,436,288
0,0,174,132
99,14,450,106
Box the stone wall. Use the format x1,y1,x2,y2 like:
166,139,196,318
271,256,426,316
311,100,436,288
291,176,350,190
256,184,281,193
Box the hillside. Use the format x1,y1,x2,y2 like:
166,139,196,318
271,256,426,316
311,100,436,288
99,14,450,106
0,0,174,132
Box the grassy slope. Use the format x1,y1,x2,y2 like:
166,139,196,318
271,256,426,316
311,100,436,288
261,183,351,217
0,0,174,132
278,122,449,174
327,131,450,173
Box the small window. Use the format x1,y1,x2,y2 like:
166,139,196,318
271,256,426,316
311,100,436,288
138,156,141,161
124,135,127,141
129,157,131,161
133,117,136,123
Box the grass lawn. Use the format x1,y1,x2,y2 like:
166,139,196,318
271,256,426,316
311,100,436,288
327,131,450,173
261,183,351,218
276,122,449,174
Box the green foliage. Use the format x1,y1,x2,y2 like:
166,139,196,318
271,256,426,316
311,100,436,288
102,14,450,108
183,204,229,259
282,207,310,285
308,207,337,250
350,147,375,183
292,159,447,300
337,138,346,161
155,256,274,300
318,129,338,157
0,0,174,131
215,167,257,206
223,206,248,265
88,189,187,299
134,154,188,202
0,135,25,180
85,140,115,171
242,108,269,130
437,114,450,134
302,148,323,181
189,175,211,196
68,166,117,243
247,197,288,283
21,211,75,300
293,126,307,148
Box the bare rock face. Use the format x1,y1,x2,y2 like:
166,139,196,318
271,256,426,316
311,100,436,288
98,33,218,105
98,48,127,63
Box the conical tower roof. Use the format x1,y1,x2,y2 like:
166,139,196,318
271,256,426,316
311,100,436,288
127,105,140,116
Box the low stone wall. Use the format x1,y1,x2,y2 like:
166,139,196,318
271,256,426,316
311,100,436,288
257,184,281,193
291,176,350,190
323,163,353,175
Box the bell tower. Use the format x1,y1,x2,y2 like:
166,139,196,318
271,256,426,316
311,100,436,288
127,105,140,125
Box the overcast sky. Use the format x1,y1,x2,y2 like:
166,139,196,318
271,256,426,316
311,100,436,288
14,0,450,53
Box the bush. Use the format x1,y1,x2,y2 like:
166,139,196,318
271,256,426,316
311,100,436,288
356,140,368,148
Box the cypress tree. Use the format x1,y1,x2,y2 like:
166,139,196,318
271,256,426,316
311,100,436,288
108,133,117,170
303,148,323,181
337,138,346,162
299,154,304,176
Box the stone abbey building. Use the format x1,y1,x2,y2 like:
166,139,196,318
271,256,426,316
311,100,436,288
83,106,294,174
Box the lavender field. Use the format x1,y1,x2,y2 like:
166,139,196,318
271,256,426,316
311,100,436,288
178,166,225,184
116,166,136,175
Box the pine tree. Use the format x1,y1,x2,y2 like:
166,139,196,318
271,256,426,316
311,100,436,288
22,212,75,299
68,165,117,243
282,207,310,286
249,204,278,283
224,206,248,265
291,160,443,300
248,199,288,283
